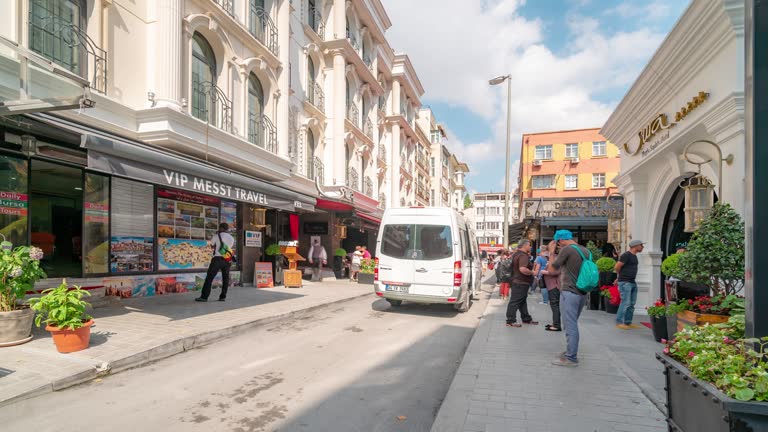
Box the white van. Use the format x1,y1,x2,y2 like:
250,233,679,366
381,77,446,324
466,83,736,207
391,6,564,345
373,207,482,312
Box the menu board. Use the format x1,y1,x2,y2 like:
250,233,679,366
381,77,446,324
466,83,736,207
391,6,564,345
157,188,219,270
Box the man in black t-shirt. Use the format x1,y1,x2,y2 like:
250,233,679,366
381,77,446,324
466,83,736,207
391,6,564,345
614,239,644,329
505,240,539,327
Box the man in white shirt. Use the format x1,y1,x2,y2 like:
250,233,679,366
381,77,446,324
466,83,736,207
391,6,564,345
308,239,327,282
196,222,235,302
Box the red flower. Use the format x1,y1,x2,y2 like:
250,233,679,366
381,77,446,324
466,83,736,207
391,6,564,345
688,299,694,305
688,351,696,358
661,338,668,344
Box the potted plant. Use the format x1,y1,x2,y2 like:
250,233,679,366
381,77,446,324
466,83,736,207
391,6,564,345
594,257,616,310
674,294,741,332
357,258,375,285
265,244,284,286
646,298,667,342
0,246,46,347
599,284,620,314
28,280,94,353
658,305,768,431
333,248,347,279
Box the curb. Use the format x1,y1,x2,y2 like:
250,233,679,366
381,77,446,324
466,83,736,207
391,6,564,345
1,292,373,408
601,341,667,415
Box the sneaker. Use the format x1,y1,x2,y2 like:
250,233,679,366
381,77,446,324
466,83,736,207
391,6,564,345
218,298,226,302
552,357,578,367
616,324,631,330
538,301,546,304
626,324,641,329
506,322,522,328
194,297,208,302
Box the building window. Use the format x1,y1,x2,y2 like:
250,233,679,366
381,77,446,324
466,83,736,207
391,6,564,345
565,174,578,189
532,175,556,189
430,130,441,143
592,141,607,157
191,32,217,123
487,207,500,216
487,222,500,230
593,173,606,188
430,189,435,206
306,128,316,179
430,157,435,176
477,207,485,216
476,222,483,230
534,145,552,160
29,0,85,75
248,73,265,147
565,143,579,159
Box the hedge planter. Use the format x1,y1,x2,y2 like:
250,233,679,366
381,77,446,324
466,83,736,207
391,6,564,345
47,319,94,353
0,308,35,347
603,297,618,314
676,310,730,332
650,315,668,343
657,354,768,432
357,273,375,285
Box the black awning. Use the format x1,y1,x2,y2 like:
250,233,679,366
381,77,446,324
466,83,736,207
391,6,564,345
507,222,527,242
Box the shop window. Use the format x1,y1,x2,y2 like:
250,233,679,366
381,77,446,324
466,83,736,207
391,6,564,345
110,178,154,273
83,173,109,275
565,143,579,159
532,174,555,189
534,145,552,160
0,155,29,249
565,174,578,189
592,141,607,157
30,159,83,278
592,173,606,188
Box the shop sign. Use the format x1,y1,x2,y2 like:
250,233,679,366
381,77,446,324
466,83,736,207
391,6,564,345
245,230,262,248
623,91,709,157
0,191,28,216
163,170,270,205
524,198,624,219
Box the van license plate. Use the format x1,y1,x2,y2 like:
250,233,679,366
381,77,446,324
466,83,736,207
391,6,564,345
386,285,408,293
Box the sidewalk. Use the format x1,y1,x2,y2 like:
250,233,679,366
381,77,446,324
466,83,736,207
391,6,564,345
0,280,372,407
431,285,667,432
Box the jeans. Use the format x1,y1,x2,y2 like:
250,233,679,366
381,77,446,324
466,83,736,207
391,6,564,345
548,288,561,328
200,256,231,300
561,290,587,362
616,281,638,324
541,287,549,304
506,283,533,324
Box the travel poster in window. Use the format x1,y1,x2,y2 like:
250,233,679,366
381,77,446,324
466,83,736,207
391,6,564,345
156,188,219,271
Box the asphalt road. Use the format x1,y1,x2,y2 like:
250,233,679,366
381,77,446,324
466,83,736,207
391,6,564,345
3,285,491,432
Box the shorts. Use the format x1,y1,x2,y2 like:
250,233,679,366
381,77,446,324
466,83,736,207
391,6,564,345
351,264,360,271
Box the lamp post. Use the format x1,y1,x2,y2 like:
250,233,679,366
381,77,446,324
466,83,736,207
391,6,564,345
489,74,512,248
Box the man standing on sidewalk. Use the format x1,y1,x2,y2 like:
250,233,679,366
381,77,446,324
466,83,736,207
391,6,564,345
547,230,589,366
506,240,539,327
308,239,327,282
196,223,234,302
614,239,644,330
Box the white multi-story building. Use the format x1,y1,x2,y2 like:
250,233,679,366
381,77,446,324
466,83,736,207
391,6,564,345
426,118,468,210
0,0,469,289
471,191,520,246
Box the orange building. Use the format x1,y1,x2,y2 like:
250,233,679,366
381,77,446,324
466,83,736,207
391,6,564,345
517,128,624,249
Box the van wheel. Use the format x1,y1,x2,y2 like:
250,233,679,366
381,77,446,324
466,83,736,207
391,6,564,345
387,299,402,307
456,295,472,312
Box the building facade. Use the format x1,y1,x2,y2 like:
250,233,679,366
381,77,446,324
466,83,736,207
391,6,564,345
518,128,624,252
0,0,468,294
601,0,745,310
470,191,520,253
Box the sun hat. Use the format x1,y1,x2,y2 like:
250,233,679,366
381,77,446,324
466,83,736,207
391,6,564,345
553,230,573,241
629,239,645,248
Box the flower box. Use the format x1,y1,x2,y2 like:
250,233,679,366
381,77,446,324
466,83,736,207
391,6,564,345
357,273,374,285
657,354,768,432
676,310,730,332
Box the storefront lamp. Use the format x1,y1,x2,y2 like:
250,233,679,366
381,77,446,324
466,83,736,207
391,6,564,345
335,224,347,239
681,174,715,232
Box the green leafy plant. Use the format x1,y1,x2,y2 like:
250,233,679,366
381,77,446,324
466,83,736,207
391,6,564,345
665,301,691,315
28,280,92,330
586,241,602,263
0,246,47,312
334,248,347,257
646,299,666,318
359,258,375,274
677,203,744,296
661,253,682,278
265,244,281,256
595,257,616,273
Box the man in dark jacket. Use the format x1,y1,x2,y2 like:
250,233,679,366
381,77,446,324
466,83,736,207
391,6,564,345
505,240,539,327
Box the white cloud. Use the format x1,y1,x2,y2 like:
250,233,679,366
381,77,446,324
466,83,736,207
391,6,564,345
605,1,677,21
382,0,672,191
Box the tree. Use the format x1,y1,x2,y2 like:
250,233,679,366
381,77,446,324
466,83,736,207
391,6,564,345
677,203,745,296
463,194,472,209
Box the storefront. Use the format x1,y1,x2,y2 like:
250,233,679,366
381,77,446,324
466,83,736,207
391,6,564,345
0,114,316,296
600,0,745,309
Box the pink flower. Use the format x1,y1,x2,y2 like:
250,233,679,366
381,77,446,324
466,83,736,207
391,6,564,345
663,347,670,354
723,336,732,344
661,338,668,344
688,351,695,358
29,246,44,261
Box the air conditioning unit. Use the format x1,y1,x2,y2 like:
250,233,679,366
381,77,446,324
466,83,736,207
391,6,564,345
569,157,580,164
533,160,543,166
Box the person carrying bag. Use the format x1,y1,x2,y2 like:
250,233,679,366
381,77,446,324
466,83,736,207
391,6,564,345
196,223,235,302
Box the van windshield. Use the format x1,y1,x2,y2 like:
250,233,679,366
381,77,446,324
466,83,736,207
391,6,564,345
381,224,453,260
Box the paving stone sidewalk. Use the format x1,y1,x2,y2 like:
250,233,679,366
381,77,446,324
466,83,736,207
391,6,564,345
432,286,667,432
0,280,372,407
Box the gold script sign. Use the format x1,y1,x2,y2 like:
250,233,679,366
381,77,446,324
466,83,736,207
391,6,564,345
623,91,710,156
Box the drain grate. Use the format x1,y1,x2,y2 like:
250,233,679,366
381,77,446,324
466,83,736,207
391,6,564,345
0,367,15,378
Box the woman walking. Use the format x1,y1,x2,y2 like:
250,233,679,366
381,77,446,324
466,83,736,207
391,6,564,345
542,241,562,332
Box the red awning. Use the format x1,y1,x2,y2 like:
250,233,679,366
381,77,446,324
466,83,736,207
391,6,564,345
316,199,355,212
355,211,381,225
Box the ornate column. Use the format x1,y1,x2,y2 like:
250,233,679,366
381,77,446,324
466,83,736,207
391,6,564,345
151,0,184,110
331,50,346,185
389,79,401,206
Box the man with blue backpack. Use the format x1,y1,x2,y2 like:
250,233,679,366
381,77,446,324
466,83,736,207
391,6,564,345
546,230,599,367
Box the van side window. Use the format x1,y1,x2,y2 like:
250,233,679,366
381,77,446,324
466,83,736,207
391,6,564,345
381,224,452,260
459,229,470,260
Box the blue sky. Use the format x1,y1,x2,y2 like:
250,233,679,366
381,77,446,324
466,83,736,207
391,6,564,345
383,0,691,195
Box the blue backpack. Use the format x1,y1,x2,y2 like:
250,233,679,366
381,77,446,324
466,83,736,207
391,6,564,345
567,245,599,293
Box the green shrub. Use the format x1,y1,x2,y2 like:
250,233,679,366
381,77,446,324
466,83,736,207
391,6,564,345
0,246,47,312
265,244,281,256
334,248,347,257
661,253,682,278
28,280,92,330
586,241,602,263
360,258,375,274
595,257,616,273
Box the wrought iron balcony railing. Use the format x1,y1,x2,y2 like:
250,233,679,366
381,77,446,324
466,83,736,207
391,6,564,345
248,113,277,153
377,95,385,113
364,118,374,139
363,55,374,71
30,16,107,94
308,156,324,182
215,0,235,16
308,4,325,39
346,30,360,52
249,6,279,56
378,144,386,162
347,102,360,128
307,78,324,112
364,177,373,197
347,167,359,191
192,81,232,132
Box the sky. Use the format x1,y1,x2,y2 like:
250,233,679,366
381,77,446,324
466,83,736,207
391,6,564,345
381,0,691,196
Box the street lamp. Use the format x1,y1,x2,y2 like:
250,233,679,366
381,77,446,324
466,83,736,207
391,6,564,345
489,74,512,248
680,140,734,232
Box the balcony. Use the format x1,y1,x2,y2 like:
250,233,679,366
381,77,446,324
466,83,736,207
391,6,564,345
248,113,277,153
346,30,361,53
363,55,374,73
347,167,359,191
347,102,360,128
29,16,108,94
377,95,385,113
249,6,279,56
364,117,374,139
364,177,373,197
307,78,324,113
215,0,235,16
378,144,387,163
192,81,232,133
307,4,325,40
308,156,324,181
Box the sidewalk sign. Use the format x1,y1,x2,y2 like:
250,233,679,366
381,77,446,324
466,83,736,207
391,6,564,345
254,262,273,288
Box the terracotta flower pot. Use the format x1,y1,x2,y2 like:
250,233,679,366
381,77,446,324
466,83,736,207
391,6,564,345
46,319,94,353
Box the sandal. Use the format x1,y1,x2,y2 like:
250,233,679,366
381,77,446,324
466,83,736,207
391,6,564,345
506,322,522,328
545,325,562,332
523,321,539,325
